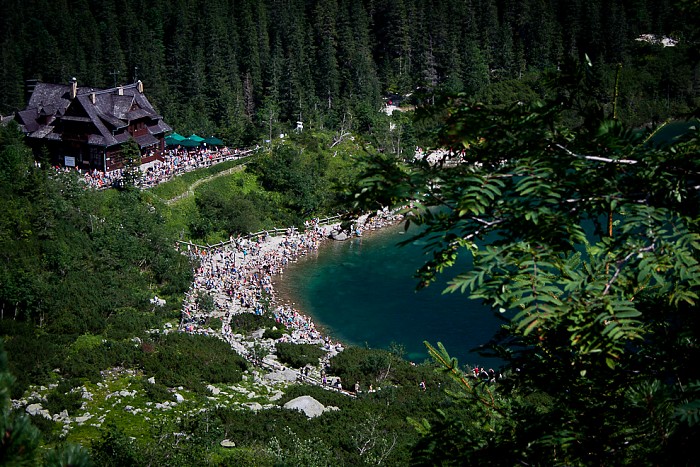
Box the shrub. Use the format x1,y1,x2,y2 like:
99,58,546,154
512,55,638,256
328,347,415,389
141,333,247,390
104,307,158,340
44,378,83,416
229,313,282,335
1,325,66,398
275,343,325,368
263,328,283,340
140,378,175,403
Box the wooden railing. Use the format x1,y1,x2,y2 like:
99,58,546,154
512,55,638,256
176,214,344,252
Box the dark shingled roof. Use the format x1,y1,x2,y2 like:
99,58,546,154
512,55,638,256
134,133,160,148
16,80,171,150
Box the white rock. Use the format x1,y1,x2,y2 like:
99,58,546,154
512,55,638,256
147,377,156,384
26,403,44,416
174,393,185,403
75,414,93,424
242,402,263,411
207,385,221,395
269,391,284,402
220,439,236,448
283,396,326,418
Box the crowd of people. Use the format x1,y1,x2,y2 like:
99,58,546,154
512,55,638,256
62,145,254,190
178,209,405,364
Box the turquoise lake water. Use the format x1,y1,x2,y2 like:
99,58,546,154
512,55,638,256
274,222,510,367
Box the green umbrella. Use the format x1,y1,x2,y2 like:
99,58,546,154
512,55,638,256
165,135,184,146
168,132,186,141
188,134,205,143
178,138,201,148
204,136,224,146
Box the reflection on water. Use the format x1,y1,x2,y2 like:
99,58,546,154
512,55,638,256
274,222,508,367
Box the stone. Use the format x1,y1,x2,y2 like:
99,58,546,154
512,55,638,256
220,439,236,448
283,396,326,418
263,368,298,382
330,231,348,241
269,390,284,402
75,413,93,424
174,393,185,403
207,385,220,395
147,377,156,384
242,402,263,411
26,403,44,416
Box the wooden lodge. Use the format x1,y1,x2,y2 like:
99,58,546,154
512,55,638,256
14,78,171,172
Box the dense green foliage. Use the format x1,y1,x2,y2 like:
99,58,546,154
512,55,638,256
356,50,700,463
140,333,248,391
184,131,366,241
275,342,325,368
0,1,698,464
85,363,462,467
1,0,696,142
228,312,283,335
0,124,192,334
0,340,92,466
149,158,248,201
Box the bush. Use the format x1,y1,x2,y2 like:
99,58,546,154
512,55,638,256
263,328,283,340
229,313,282,335
44,379,83,416
275,343,325,368
140,378,175,403
61,338,142,381
104,307,158,340
0,324,66,398
328,347,413,389
141,333,247,390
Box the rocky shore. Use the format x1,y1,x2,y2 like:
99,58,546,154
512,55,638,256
178,209,406,386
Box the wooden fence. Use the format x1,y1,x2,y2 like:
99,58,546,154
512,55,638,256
176,214,344,252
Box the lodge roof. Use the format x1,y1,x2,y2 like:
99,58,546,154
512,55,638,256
16,80,171,149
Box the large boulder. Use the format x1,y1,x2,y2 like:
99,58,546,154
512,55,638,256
330,231,348,241
263,368,298,382
283,396,325,418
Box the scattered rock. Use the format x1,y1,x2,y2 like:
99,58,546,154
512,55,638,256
147,377,156,384
207,385,220,395
174,393,185,403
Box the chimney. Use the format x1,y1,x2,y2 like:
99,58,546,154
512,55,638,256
137,80,144,93
90,93,96,104
70,77,77,99
117,86,123,96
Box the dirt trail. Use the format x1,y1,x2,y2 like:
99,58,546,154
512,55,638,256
165,165,244,205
